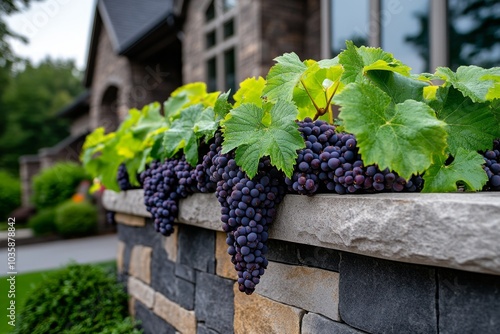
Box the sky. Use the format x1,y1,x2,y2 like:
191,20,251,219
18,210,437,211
5,0,96,70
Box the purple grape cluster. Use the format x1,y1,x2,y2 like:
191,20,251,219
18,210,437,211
105,211,115,225
286,118,423,195
117,163,133,191
192,132,223,193
140,157,195,236
211,142,286,294
483,139,500,191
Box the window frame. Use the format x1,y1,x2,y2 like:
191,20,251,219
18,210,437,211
321,0,448,71
203,0,238,92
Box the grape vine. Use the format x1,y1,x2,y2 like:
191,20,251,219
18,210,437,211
81,40,500,294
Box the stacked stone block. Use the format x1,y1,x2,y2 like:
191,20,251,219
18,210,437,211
109,193,500,334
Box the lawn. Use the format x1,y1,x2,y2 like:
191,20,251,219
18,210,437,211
0,260,116,333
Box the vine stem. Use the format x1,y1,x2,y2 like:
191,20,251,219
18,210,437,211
326,80,340,124
300,79,322,113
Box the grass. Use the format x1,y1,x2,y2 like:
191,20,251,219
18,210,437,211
0,260,116,333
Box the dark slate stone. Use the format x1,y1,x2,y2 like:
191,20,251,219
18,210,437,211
297,244,341,272
178,225,215,273
117,219,163,248
175,263,196,283
195,271,234,333
197,323,220,334
339,252,437,334
267,239,300,265
134,300,176,334
151,242,195,310
122,242,133,275
303,312,366,334
438,268,500,334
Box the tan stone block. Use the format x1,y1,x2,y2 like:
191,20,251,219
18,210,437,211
234,283,304,334
115,212,146,226
128,276,155,309
129,296,136,318
129,245,152,284
215,231,238,280
165,226,178,262
256,261,340,321
153,292,196,334
116,240,126,274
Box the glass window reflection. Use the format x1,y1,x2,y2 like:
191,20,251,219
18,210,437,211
331,0,370,56
382,0,429,73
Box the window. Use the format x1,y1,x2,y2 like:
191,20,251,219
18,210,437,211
324,0,498,72
204,0,238,93
330,0,370,56
448,0,500,70
381,0,429,73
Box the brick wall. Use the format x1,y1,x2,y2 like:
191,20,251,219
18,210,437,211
108,192,500,334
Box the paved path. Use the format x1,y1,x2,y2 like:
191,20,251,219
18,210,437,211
0,234,118,274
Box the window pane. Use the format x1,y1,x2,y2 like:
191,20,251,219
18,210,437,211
381,0,429,73
205,1,215,21
206,30,216,48
448,0,500,70
207,57,217,92
224,49,236,95
224,0,237,12
224,19,234,39
331,0,370,56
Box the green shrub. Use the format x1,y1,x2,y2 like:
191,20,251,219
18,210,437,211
27,208,57,236
32,161,89,210
55,200,98,238
0,170,21,221
14,263,142,334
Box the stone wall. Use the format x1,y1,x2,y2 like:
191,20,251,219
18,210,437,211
105,190,500,334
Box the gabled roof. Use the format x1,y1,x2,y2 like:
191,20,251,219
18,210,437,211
84,0,177,87
99,0,174,54
56,91,90,119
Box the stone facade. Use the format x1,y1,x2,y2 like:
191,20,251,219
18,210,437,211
181,0,321,86
108,190,500,334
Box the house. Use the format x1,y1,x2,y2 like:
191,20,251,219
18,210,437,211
19,0,500,205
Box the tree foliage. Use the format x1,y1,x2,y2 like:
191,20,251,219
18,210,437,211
0,59,84,173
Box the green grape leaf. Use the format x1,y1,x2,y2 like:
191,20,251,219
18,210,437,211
164,82,220,122
162,104,205,165
422,149,488,192
435,66,500,103
482,69,500,100
366,70,427,104
263,52,307,101
293,60,343,120
193,106,217,140
214,91,233,121
222,100,304,178
431,87,499,155
81,127,114,151
131,102,165,139
339,40,411,84
234,77,266,108
163,93,189,124
334,82,448,179
491,100,500,137
194,92,233,142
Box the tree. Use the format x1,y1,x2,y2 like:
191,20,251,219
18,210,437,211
0,58,84,174
0,0,43,136
406,0,500,70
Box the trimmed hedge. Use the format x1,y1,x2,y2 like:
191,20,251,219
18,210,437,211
14,263,141,334
27,207,57,236
32,162,89,210
55,200,98,238
0,170,21,221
